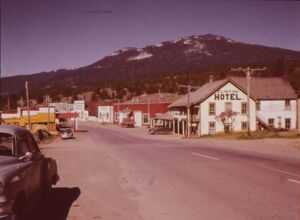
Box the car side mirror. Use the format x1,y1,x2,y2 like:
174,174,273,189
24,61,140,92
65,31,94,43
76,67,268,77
19,152,33,161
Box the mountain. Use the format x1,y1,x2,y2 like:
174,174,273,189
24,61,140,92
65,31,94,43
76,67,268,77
1,34,300,98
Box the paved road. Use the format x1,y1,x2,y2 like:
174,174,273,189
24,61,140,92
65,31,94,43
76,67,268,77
33,122,300,220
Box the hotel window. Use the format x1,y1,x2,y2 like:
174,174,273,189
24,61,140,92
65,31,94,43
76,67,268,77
115,112,119,121
285,100,291,110
241,103,247,115
143,113,150,124
268,118,274,128
241,121,247,130
209,122,216,135
225,102,232,112
209,103,216,115
285,118,291,129
256,101,261,111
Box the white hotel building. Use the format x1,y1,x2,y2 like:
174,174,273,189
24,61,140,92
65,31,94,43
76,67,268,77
168,77,297,136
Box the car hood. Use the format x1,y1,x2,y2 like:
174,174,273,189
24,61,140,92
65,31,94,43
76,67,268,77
0,156,20,167
0,156,29,184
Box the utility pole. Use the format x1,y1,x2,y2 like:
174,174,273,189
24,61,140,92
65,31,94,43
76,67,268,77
47,95,50,132
7,97,10,111
25,81,31,131
158,89,161,103
147,97,150,126
231,67,266,136
117,98,120,124
179,84,200,138
20,96,24,108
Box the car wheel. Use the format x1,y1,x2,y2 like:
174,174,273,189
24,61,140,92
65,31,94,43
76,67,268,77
41,162,52,197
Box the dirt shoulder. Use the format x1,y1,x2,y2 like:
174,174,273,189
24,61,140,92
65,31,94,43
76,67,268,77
40,131,143,220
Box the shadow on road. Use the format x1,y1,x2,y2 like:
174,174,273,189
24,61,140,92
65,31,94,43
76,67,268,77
76,129,88,132
25,187,81,220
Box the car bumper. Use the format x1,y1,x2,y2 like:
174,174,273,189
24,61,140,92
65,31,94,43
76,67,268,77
60,134,73,139
0,201,14,220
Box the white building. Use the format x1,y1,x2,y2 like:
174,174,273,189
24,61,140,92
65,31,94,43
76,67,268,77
232,77,297,130
50,102,74,113
98,106,114,123
169,77,297,136
73,100,89,121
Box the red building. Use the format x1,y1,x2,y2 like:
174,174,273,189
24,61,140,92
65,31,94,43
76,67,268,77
113,93,180,127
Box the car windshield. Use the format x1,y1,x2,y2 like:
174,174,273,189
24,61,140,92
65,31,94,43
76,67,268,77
0,133,14,156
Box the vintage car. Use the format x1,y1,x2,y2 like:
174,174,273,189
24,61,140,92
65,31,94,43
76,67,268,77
121,118,135,128
0,125,59,219
59,128,74,139
148,125,172,135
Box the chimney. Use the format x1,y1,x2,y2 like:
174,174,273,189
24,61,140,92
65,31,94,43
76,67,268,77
209,75,214,84
282,73,289,82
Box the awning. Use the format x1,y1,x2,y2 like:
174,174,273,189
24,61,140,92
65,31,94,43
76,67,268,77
57,112,79,119
154,114,174,120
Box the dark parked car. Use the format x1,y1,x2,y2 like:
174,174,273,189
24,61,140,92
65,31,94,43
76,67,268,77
148,125,172,135
0,125,59,219
59,128,74,139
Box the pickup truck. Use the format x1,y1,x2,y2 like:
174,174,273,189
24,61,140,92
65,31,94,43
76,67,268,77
0,125,59,219
121,118,135,128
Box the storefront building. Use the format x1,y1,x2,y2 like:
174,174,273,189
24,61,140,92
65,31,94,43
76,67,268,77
113,93,180,127
73,100,89,121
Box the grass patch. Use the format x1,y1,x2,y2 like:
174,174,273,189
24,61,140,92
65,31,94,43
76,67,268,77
199,130,300,140
238,130,300,140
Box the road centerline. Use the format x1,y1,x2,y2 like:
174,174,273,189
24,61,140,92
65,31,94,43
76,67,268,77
256,164,300,178
191,152,219,160
287,179,300,184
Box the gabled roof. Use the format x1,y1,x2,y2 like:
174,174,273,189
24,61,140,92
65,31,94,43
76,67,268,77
230,77,297,100
123,93,181,104
169,77,296,108
169,79,227,108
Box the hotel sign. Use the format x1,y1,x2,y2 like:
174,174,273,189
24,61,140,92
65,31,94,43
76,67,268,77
214,90,242,101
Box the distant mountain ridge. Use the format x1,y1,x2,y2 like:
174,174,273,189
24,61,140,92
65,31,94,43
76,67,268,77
1,34,300,96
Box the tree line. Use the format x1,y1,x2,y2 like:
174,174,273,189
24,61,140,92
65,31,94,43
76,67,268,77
1,58,300,111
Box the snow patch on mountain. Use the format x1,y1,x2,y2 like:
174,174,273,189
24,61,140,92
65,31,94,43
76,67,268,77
226,39,236,43
108,51,120,56
216,36,222,40
173,38,183,43
155,43,163,47
122,48,131,52
204,50,212,56
183,39,193,45
192,35,200,39
128,51,153,61
185,42,206,54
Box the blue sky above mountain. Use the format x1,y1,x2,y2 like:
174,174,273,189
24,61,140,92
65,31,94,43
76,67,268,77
1,0,300,76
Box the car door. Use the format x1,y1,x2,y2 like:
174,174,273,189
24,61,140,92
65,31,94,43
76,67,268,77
17,132,43,208
25,133,44,202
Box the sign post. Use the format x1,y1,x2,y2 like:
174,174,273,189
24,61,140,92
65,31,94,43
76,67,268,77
25,81,31,131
